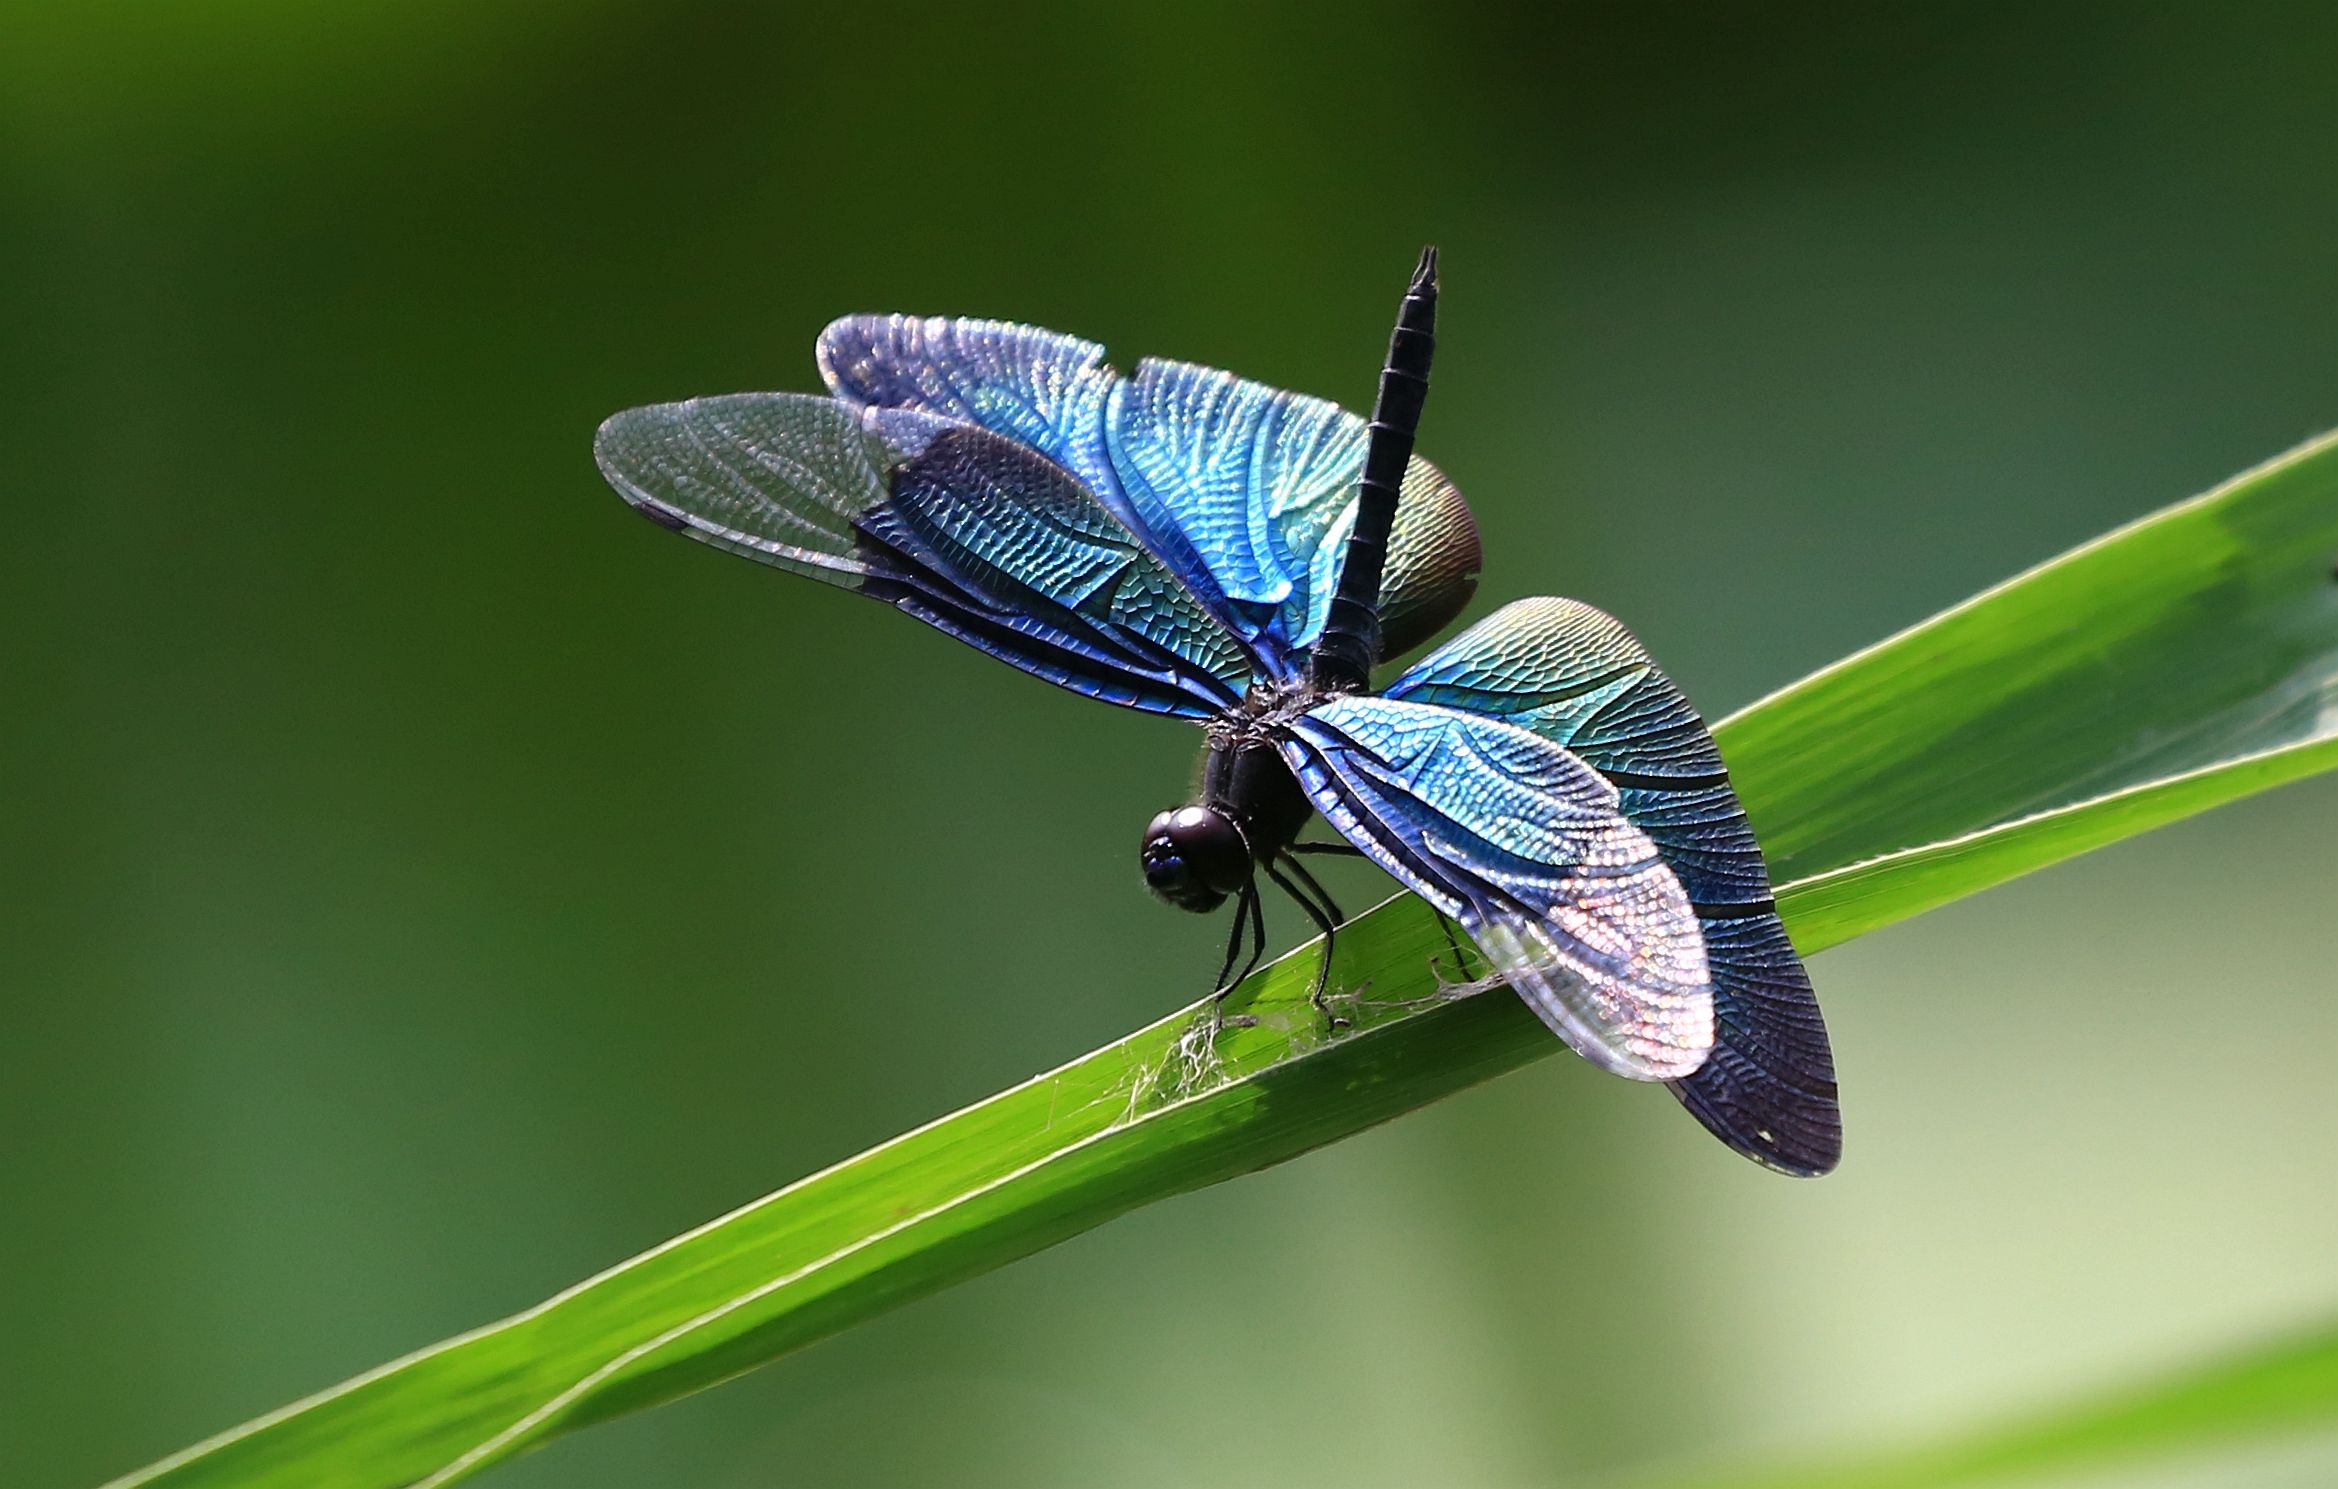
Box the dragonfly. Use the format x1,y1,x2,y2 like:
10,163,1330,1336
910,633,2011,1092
595,250,1840,1176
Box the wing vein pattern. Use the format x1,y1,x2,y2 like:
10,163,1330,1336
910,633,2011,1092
598,320,1834,1173
818,315,1482,673
1388,597,1841,1174
1280,695,1714,1082
594,393,1250,716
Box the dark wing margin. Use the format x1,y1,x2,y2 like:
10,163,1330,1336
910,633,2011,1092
594,393,1252,718
1387,597,1840,1176
1280,695,1713,1081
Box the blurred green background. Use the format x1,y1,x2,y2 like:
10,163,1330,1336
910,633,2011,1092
7,3,2338,1485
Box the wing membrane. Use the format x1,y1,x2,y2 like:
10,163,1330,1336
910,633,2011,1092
1105,359,1365,656
595,394,1251,716
1388,598,1840,1174
1280,696,1713,1081
1379,457,1481,662
818,316,1481,674
817,317,1117,487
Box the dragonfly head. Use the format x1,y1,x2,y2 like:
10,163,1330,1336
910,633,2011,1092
1140,805,1251,913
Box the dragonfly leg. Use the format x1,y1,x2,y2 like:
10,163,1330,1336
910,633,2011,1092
1229,877,1268,994
1281,854,1354,1022
1266,855,1347,1031
1203,879,1268,1038
1211,880,1252,999
1278,852,1347,927
1287,841,1469,977
1432,909,1470,977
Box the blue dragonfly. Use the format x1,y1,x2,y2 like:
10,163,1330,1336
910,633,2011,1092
595,250,1840,1175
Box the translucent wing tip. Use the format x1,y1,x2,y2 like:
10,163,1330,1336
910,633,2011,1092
593,404,693,529
592,400,777,541
1475,913,1715,1082
593,404,668,507
587,393,899,584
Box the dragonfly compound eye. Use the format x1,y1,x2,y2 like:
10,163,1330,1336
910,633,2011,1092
1140,806,1249,913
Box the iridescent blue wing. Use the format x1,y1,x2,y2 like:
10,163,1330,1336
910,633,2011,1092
1103,360,1366,663
815,317,1119,491
594,394,1252,717
818,317,1481,675
1278,696,1713,1081
1387,598,1840,1175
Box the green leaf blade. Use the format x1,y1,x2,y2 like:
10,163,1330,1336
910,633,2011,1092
1781,732,2338,955
1679,1324,2338,1489
112,432,2338,1488
1723,430,2338,880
